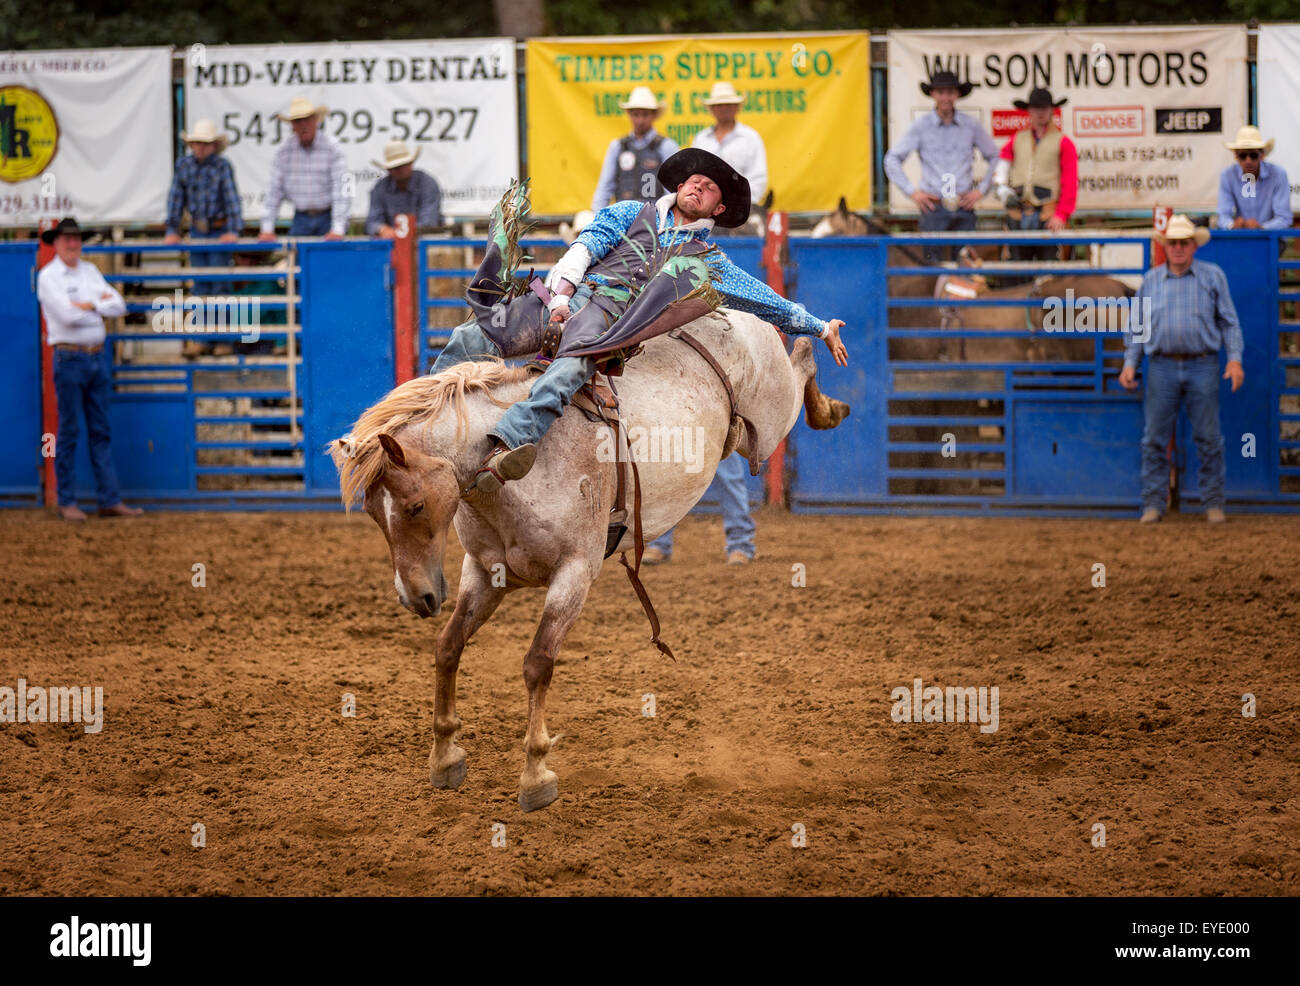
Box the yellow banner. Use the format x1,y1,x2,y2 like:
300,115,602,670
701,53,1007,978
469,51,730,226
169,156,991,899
525,33,870,216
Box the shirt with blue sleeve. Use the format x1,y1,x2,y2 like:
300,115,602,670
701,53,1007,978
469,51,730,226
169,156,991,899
165,154,243,236
1123,259,1245,369
1216,160,1293,230
576,198,830,336
883,110,999,199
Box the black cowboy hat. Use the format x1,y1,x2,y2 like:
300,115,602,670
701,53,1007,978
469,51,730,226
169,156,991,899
920,70,973,98
40,217,90,245
657,148,751,228
1014,88,1067,110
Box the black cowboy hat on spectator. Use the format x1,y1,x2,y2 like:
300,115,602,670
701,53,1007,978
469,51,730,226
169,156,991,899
657,148,751,228
1014,88,1068,109
40,217,90,245
919,70,973,98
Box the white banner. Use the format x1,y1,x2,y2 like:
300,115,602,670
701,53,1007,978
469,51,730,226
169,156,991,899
184,38,518,222
887,26,1247,213
1257,24,1300,214
0,47,172,227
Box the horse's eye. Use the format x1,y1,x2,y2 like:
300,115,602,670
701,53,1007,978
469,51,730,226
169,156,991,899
408,502,424,518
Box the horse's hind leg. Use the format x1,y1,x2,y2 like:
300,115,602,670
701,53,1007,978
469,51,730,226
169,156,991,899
790,336,851,430
430,557,505,789
519,562,591,812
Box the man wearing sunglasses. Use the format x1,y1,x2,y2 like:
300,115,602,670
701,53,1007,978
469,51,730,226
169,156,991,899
1216,126,1292,230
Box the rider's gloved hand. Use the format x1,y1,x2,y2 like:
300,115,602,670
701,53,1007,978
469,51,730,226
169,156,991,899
547,293,571,323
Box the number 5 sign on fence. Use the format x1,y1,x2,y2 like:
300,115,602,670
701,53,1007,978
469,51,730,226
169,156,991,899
185,39,519,222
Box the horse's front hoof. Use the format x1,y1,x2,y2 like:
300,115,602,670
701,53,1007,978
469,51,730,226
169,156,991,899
518,771,558,812
430,747,467,789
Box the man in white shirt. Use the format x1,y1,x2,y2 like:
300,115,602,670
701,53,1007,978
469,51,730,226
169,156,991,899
690,81,768,236
36,218,142,521
258,97,351,240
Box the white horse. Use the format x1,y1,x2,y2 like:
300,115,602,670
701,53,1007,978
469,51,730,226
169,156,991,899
332,310,848,811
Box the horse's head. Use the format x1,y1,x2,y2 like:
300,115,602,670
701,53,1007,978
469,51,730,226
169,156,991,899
363,433,461,618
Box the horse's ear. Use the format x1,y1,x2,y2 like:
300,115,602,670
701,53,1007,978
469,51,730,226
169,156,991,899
761,189,774,210
837,196,849,216
378,433,406,468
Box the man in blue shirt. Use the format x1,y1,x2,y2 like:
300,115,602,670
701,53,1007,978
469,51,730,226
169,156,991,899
884,70,998,262
1119,215,1245,524
366,140,443,237
591,86,680,212
1217,126,1292,230
431,149,848,501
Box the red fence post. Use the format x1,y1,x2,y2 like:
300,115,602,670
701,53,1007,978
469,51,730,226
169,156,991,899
762,210,790,507
37,220,57,507
392,213,417,384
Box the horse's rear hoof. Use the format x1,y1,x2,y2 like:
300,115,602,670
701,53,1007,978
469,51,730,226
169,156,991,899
519,773,558,812
430,750,467,789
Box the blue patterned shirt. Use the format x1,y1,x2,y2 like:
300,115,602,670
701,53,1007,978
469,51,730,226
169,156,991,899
1123,259,1244,368
884,110,999,198
576,198,829,335
165,154,243,236
1216,160,1293,230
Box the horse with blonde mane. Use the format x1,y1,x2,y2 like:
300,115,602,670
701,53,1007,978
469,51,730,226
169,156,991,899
332,311,848,811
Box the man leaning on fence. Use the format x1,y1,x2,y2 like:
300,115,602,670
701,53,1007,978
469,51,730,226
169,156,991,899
36,218,143,522
366,139,443,238
259,97,351,241
884,70,998,263
1119,215,1244,524
1217,126,1293,231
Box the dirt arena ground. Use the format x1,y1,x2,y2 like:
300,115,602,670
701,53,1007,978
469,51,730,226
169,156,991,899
1,508,1297,896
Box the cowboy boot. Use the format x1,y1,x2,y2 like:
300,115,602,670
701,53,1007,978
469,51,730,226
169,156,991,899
472,442,538,493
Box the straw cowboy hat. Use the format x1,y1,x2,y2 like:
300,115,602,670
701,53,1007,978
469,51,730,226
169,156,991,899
1153,213,1210,247
1014,87,1068,109
658,147,750,228
619,86,665,113
180,118,229,152
919,70,973,98
1225,125,1274,157
372,139,420,170
276,96,328,122
704,81,745,106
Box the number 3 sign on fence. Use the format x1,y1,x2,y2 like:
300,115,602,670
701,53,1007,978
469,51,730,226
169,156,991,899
185,39,519,222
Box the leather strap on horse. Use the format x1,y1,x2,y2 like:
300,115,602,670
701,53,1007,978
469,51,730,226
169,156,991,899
593,378,675,661
671,328,762,476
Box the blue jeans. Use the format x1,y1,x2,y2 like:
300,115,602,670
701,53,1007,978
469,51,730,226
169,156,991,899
429,285,598,450
190,234,231,296
53,349,122,509
648,452,756,559
1140,354,1225,511
918,205,975,263
289,211,332,236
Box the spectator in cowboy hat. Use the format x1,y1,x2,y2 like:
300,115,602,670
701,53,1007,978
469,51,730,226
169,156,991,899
884,69,999,262
259,96,351,241
365,139,443,237
35,218,143,522
1217,125,1293,231
993,87,1078,260
591,86,680,212
166,118,244,357
1119,215,1244,524
691,81,767,234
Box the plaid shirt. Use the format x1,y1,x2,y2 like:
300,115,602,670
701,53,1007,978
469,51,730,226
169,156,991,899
1124,259,1244,368
578,197,828,336
165,154,242,236
261,133,352,236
